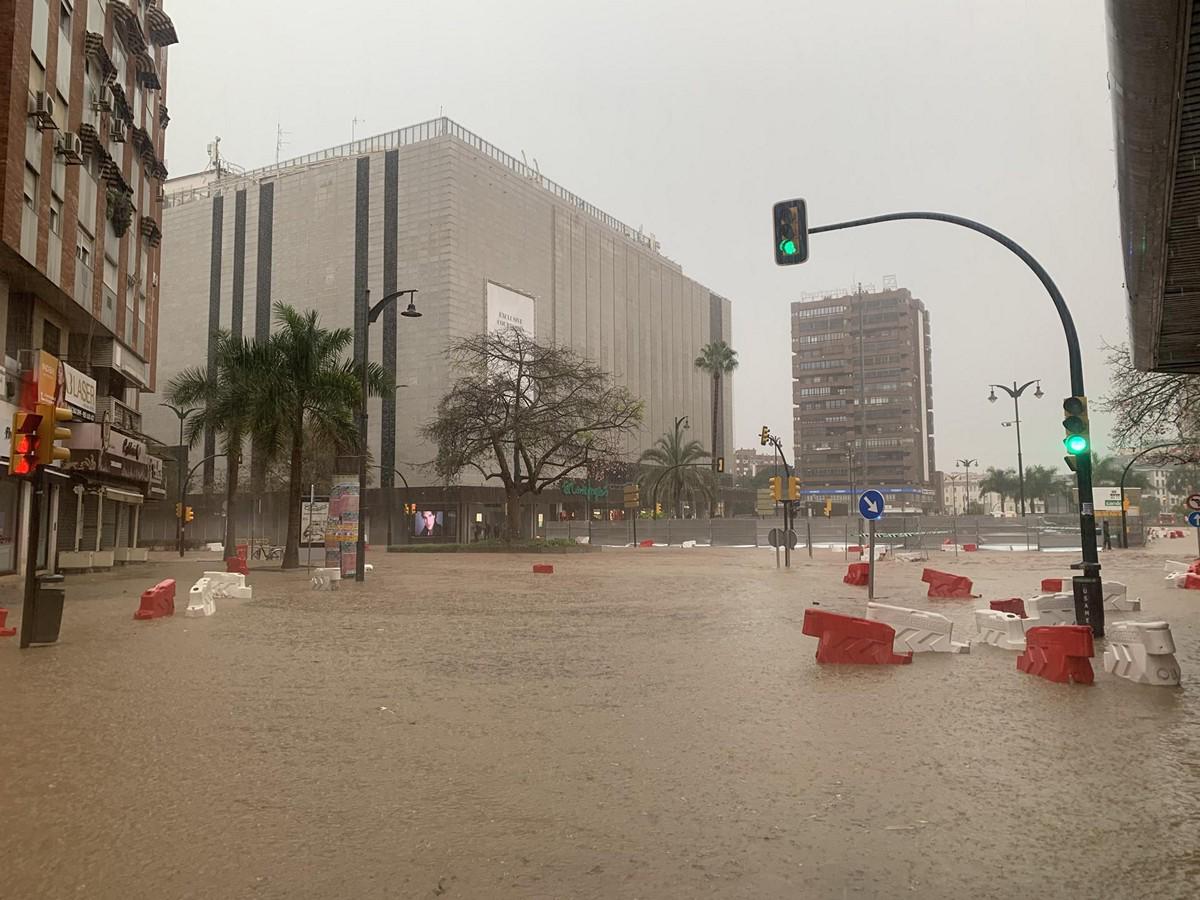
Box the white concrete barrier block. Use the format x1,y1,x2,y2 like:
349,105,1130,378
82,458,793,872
867,602,969,653
312,567,341,591
1024,593,1076,627
201,571,251,600
1102,581,1141,612
681,540,697,548
973,609,1027,650
185,578,216,617
1103,621,1181,686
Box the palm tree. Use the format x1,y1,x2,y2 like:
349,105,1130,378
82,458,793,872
165,332,274,559
694,341,738,478
253,302,391,569
1022,465,1061,513
1091,453,1150,488
977,466,1018,514
638,419,715,518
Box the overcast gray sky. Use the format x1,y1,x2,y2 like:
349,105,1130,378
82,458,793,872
165,0,1125,476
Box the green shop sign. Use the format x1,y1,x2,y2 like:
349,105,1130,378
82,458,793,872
560,480,609,500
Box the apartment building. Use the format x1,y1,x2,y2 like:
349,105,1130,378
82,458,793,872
733,447,775,482
0,0,176,573
791,287,935,510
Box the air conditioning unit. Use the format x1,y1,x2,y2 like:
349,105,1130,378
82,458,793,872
91,86,112,113
110,120,127,143
58,132,84,164
29,91,56,129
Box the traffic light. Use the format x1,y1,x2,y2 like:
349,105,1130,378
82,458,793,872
787,476,800,501
184,506,194,523
1062,396,1090,456
35,402,71,466
770,476,782,501
823,498,833,518
772,199,809,265
759,426,770,446
654,502,662,517
8,411,42,476
175,502,183,519
716,456,725,474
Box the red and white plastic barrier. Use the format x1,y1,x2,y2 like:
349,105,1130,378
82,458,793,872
186,578,217,617
801,608,912,665
1103,621,1181,686
134,579,176,620
921,568,976,598
867,602,969,654
1017,625,1094,685
973,609,1027,650
0,608,14,638
843,562,869,586
1024,593,1076,627
226,556,249,576
311,567,340,590
989,598,1027,618
1102,581,1140,612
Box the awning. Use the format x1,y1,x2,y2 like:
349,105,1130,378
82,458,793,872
102,486,144,505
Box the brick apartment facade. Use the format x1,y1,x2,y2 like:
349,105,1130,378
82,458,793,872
791,287,936,511
0,0,177,574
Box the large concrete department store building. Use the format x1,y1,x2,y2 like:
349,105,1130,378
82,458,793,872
147,117,735,541
0,0,176,574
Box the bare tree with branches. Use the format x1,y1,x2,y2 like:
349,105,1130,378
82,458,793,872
422,328,643,539
1101,342,1200,446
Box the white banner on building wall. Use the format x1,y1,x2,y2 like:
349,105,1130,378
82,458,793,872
486,282,535,334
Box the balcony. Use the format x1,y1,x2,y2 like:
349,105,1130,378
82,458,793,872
91,335,148,389
146,2,179,47
95,395,143,434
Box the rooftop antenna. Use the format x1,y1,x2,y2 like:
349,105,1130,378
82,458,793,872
275,123,290,165
352,116,366,142
207,136,222,175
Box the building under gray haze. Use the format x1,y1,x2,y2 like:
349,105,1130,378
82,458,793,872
146,118,734,537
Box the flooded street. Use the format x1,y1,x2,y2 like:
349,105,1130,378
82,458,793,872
2,546,1198,899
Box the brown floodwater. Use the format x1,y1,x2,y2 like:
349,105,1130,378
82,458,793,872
1,546,1197,899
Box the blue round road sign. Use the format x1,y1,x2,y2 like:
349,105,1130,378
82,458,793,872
1188,511,1200,528
859,490,885,521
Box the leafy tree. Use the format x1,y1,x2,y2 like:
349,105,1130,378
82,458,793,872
165,332,273,559
423,328,642,539
638,418,716,518
254,302,391,569
694,341,738,480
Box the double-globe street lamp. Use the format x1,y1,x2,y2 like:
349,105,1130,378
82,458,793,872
955,457,978,515
987,380,1042,516
356,288,420,582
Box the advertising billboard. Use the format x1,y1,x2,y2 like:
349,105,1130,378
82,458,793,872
486,281,535,334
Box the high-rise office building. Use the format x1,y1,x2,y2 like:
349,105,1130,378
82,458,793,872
791,287,935,510
0,0,178,573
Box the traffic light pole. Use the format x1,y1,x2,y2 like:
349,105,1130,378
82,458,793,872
19,470,42,649
809,210,1104,634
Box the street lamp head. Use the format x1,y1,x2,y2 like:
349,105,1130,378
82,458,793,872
1034,381,1044,399
401,300,421,318
988,388,997,403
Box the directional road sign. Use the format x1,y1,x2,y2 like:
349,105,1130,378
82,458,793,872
1188,494,1200,512
858,490,885,521
768,527,798,549
1188,511,1200,528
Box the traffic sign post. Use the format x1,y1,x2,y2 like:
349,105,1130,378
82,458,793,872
1188,510,1200,557
859,491,885,600
1188,494,1200,512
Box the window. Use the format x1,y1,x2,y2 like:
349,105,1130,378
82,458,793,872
42,320,61,355
23,165,39,210
792,304,847,319
103,253,117,290
798,387,832,397
32,0,50,65
77,228,94,267
796,359,846,371
56,1,72,98
794,332,849,345
49,195,62,234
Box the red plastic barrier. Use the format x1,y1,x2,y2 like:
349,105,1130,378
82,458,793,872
921,568,975,598
942,538,954,546
1041,578,1064,592
963,543,978,552
1188,560,1200,575
134,579,176,620
532,564,554,574
638,539,654,548
0,608,14,638
848,545,863,553
843,562,869,586
1017,625,1094,685
990,598,1027,618
801,608,912,665
1181,573,1200,591
226,556,249,576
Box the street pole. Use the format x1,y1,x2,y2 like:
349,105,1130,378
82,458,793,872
811,211,1102,633
1013,386,1027,516
867,518,876,600
356,287,419,582
19,471,42,649
161,403,196,558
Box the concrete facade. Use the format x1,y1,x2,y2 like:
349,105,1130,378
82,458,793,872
148,118,734,487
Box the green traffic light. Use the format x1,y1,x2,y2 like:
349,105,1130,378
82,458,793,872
1065,434,1089,455
779,238,797,255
